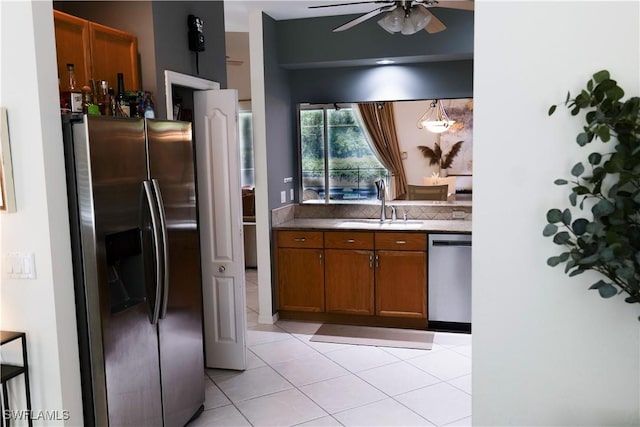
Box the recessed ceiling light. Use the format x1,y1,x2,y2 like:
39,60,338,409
376,59,395,65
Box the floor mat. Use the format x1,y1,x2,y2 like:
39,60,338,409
310,323,433,350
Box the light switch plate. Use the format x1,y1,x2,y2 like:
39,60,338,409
5,252,36,279
280,191,286,203
290,189,294,200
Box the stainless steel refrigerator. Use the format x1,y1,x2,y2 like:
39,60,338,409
62,115,204,426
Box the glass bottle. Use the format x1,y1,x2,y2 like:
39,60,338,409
100,81,112,116
116,73,130,117
64,64,83,114
144,91,155,119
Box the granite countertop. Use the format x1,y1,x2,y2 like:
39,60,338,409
273,218,472,233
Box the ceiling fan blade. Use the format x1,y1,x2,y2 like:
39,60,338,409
431,0,474,11
415,6,447,33
309,1,392,9
333,5,395,32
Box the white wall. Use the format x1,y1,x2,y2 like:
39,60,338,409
0,1,83,425
474,1,640,425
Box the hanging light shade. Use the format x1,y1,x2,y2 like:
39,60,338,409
378,5,431,35
417,100,455,133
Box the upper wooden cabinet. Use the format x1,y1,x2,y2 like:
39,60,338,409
54,10,140,92
54,11,91,90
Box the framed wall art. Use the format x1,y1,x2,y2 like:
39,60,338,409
1,107,17,213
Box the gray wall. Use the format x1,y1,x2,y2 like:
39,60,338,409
263,14,296,210
53,1,227,118
276,10,473,69
289,60,473,104
151,1,227,118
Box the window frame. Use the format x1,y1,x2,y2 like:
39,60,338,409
297,103,389,204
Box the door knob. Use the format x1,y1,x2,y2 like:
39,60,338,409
218,265,226,273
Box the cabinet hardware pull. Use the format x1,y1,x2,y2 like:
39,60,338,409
395,240,407,245
319,252,323,264
294,237,306,242
375,254,379,268
346,239,356,243
369,255,373,268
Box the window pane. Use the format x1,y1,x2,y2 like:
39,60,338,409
327,107,387,201
239,112,255,188
300,109,325,201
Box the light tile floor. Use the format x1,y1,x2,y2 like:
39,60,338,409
188,269,472,427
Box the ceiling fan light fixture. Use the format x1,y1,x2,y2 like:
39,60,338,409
417,100,456,133
378,6,431,35
377,7,405,33
402,9,431,34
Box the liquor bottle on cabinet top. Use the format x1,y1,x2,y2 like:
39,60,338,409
116,73,130,117
64,63,83,114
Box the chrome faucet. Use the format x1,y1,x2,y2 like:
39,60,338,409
375,179,386,222
391,205,397,221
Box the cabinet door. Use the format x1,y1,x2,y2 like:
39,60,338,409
375,250,427,319
54,11,91,88
277,248,324,312
89,22,140,90
325,249,374,315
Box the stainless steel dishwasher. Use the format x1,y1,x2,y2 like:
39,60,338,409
428,233,472,330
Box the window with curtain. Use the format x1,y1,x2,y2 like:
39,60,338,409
299,104,389,202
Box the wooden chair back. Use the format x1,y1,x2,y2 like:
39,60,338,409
407,184,449,201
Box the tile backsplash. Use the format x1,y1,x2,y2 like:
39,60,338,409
272,203,471,225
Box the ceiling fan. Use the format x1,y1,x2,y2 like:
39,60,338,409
309,0,473,35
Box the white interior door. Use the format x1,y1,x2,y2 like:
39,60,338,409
194,89,247,370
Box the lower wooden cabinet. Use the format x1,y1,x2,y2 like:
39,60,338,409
276,231,324,312
374,232,427,319
276,229,428,325
325,249,375,315
375,250,427,318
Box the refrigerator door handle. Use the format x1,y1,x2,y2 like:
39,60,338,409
151,178,170,320
143,180,163,325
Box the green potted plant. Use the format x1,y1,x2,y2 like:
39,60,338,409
543,70,640,311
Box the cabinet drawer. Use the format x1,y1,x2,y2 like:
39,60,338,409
277,230,324,248
375,232,426,251
324,231,373,250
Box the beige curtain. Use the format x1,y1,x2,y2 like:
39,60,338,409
357,102,408,199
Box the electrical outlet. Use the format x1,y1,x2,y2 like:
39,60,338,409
452,210,466,219
281,191,286,203
290,189,294,201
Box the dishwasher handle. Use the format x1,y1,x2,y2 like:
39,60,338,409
431,240,472,247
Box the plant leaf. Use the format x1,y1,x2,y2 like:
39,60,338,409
548,105,557,116
593,70,610,83
577,133,590,146
592,199,615,217
571,162,585,177
553,231,571,244
543,223,558,236
441,141,464,170
417,145,440,166
547,256,561,267
546,209,563,223
588,152,602,165
572,218,589,235
589,280,617,298
554,179,568,185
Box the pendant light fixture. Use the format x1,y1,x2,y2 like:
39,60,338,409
417,99,455,133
